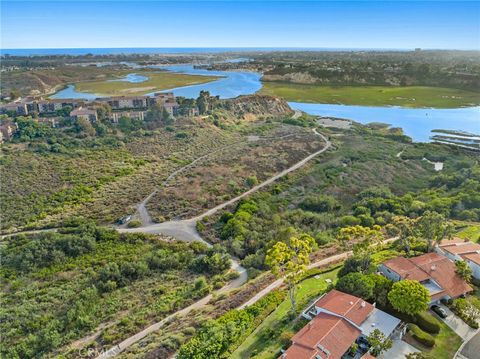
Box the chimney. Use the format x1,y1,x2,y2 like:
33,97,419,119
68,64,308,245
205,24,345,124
349,301,354,305
431,265,436,271
361,301,366,308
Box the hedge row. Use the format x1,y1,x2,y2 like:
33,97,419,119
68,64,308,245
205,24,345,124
408,324,436,347
416,311,441,334
381,306,441,335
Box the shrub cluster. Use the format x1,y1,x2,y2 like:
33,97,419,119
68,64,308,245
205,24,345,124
177,290,285,358
415,311,441,334
408,324,436,347
451,298,480,329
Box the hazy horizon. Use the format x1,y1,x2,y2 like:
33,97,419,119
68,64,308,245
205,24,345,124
2,1,479,50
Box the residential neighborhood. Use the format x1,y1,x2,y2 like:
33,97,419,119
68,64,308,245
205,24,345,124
0,92,183,142
435,238,480,280
379,252,473,303
0,92,178,118
276,237,480,359
281,290,403,359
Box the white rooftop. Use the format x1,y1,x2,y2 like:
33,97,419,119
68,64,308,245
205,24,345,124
360,308,401,337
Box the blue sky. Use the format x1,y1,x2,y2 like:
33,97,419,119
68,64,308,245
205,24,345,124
1,1,479,50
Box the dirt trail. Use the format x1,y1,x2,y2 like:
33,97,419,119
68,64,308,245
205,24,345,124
135,140,245,225
135,132,298,226
98,127,330,358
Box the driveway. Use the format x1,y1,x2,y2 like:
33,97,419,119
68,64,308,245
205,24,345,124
378,339,419,359
431,304,477,340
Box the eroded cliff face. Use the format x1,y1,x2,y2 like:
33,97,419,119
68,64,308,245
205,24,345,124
221,95,293,118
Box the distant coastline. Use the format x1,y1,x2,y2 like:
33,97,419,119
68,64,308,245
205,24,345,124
1,47,421,56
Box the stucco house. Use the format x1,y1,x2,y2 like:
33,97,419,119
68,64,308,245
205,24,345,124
435,238,480,280
379,253,472,303
280,290,403,359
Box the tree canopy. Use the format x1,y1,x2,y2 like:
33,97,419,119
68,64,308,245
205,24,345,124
266,233,315,311
336,272,375,300
388,280,430,316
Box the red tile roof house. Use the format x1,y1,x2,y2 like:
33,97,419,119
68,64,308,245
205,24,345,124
70,107,98,123
435,238,480,280
280,290,403,359
378,252,473,303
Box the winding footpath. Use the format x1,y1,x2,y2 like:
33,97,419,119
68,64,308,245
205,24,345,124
135,132,297,226
97,127,331,358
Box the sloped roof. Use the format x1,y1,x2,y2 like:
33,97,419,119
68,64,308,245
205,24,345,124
281,290,378,359
382,256,430,282
384,253,472,299
439,237,470,247
314,289,374,325
283,312,361,359
441,243,480,255
462,253,480,266
412,252,473,298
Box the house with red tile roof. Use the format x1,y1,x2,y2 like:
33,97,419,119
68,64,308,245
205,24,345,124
70,107,98,123
280,290,402,359
435,238,480,280
379,252,472,303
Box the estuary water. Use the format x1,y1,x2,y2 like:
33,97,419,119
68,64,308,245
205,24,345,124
50,63,479,142
109,73,148,83
288,102,480,142
146,64,262,99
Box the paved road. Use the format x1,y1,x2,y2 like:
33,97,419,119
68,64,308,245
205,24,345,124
238,237,396,310
135,140,246,226
238,250,349,309
98,127,330,358
459,331,480,359
96,256,248,359
121,128,331,244
194,129,330,221
135,132,299,226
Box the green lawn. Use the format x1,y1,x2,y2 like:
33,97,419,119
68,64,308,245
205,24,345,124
406,315,463,359
259,82,480,108
74,71,220,96
230,267,341,359
456,223,480,242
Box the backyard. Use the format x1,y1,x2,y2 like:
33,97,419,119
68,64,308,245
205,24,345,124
404,316,463,359
230,266,341,359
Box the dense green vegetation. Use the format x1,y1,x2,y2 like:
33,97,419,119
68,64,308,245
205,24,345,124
450,297,480,328
1,89,478,359
0,221,232,358
177,290,285,359
406,317,463,359
0,113,238,231
260,83,480,108
199,125,479,277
